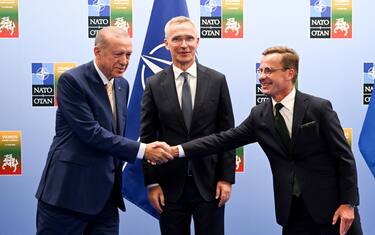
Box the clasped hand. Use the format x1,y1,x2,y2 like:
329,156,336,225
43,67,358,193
144,142,179,164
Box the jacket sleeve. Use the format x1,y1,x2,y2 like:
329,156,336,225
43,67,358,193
140,80,159,186
57,72,140,162
216,76,236,184
319,100,359,205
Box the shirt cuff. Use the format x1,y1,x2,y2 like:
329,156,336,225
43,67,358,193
178,145,185,158
136,143,146,159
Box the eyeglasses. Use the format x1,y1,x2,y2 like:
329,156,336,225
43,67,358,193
170,36,196,45
256,67,288,76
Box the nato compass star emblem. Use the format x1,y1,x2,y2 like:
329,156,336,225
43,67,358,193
204,0,218,14
314,0,328,13
36,66,50,81
93,0,106,13
368,66,375,81
140,43,172,89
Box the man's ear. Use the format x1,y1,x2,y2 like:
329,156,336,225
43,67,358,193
164,39,170,51
287,68,296,81
94,46,100,57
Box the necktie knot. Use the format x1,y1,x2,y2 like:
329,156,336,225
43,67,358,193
275,103,283,113
106,82,113,95
181,72,188,81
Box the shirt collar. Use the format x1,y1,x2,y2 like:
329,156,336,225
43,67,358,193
272,87,296,111
94,60,112,86
173,62,197,79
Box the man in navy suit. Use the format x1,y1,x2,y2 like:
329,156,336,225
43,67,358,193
35,26,173,235
173,46,363,235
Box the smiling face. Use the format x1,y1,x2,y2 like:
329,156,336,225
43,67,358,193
164,20,199,71
259,53,295,102
94,28,132,79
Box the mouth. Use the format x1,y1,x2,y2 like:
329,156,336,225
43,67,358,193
116,66,126,71
178,51,190,56
260,80,272,90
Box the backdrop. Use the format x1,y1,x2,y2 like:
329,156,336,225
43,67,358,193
0,0,374,234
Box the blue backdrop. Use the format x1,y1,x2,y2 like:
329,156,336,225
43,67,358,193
0,0,374,234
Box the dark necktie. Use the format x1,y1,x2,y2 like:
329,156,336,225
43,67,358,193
181,72,192,129
274,103,301,196
181,72,193,176
274,103,290,150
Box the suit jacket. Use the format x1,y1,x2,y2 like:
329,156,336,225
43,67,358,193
141,64,235,202
182,90,359,225
35,61,140,215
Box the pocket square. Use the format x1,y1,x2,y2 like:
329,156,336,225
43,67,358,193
300,121,316,128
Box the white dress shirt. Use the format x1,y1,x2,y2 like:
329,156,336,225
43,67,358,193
172,62,197,109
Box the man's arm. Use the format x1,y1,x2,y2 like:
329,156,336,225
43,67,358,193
215,76,235,206
320,100,359,204
319,100,359,234
216,77,235,181
58,72,172,163
180,113,257,158
140,79,161,185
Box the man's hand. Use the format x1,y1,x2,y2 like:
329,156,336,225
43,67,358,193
148,185,165,213
332,204,355,235
144,141,173,164
215,180,232,207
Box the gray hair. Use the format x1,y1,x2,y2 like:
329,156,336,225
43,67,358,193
95,26,129,49
164,16,197,38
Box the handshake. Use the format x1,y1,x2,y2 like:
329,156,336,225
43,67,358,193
144,141,179,164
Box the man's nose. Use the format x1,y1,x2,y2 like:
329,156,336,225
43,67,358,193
180,39,188,47
119,55,129,65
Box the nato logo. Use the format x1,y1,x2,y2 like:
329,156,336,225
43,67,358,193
310,0,331,17
88,0,110,38
200,0,221,17
310,0,331,38
200,0,222,38
255,63,269,105
139,43,172,90
363,63,374,105
32,63,54,106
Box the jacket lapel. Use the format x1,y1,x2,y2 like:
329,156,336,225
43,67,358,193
86,61,116,133
263,99,290,152
114,79,125,135
161,66,188,132
190,64,209,130
291,90,308,150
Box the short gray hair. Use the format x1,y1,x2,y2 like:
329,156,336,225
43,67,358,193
164,16,197,38
95,26,129,49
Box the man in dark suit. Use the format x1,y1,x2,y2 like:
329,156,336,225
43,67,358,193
35,26,173,235
173,46,363,235
141,16,235,235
